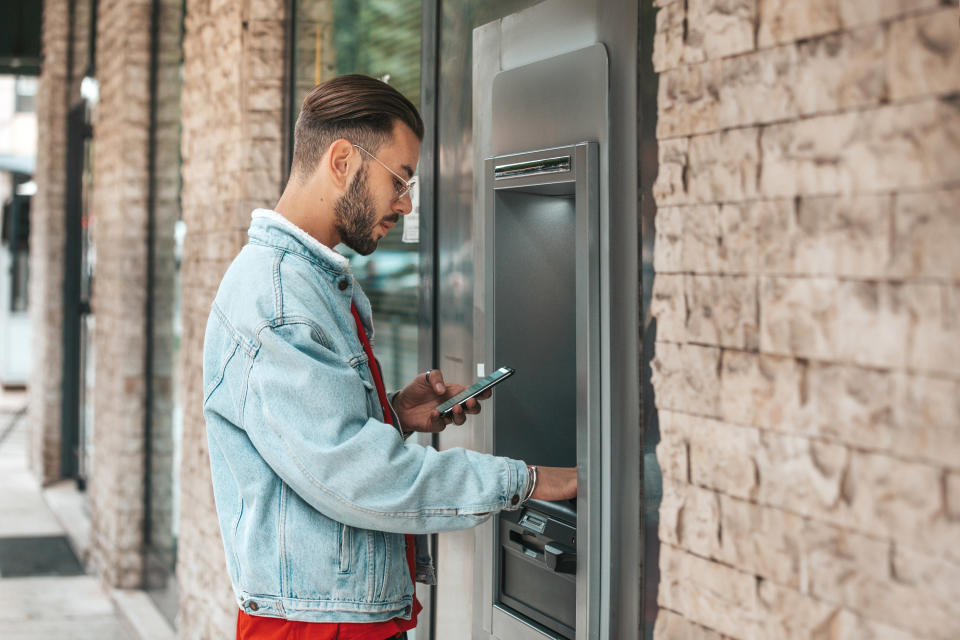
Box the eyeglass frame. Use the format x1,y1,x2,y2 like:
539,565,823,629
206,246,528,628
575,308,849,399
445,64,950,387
353,144,417,203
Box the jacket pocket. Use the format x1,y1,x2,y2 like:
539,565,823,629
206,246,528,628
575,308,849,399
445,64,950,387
338,523,352,574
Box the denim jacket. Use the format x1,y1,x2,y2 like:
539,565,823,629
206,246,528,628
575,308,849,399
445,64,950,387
202,209,530,623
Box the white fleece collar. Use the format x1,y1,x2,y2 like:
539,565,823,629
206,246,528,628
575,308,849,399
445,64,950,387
251,208,350,270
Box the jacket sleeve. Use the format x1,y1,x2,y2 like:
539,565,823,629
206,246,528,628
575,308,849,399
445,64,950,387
239,321,530,534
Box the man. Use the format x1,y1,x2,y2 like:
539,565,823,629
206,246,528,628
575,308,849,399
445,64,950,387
203,74,577,639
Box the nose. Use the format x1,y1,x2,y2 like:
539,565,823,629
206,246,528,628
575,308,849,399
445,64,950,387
393,192,414,215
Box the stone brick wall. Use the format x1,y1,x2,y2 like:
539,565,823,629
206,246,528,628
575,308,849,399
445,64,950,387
177,0,287,635
85,0,154,588
29,3,66,483
650,1,960,638
29,0,72,484
30,0,100,487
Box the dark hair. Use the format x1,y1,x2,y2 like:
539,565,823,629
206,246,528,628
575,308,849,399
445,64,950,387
291,74,424,181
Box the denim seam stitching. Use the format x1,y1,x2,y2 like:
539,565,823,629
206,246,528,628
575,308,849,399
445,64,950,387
238,590,412,609
273,249,284,319
271,316,333,350
279,482,288,597
365,531,375,602
212,301,257,357
375,532,388,602
248,238,347,278
204,304,248,404
237,356,254,422
231,497,244,587
202,341,237,406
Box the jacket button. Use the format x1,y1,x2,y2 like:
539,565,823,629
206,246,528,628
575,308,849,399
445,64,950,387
248,601,259,612
510,494,520,506
338,279,349,291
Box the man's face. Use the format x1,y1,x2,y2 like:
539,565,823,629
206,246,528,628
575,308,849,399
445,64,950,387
332,122,420,256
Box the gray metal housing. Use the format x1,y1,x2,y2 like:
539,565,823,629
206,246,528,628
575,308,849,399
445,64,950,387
469,1,640,638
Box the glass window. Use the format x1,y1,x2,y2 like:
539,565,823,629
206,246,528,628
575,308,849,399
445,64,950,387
293,0,421,112
14,76,37,113
3,190,30,312
293,0,422,391
78,119,95,486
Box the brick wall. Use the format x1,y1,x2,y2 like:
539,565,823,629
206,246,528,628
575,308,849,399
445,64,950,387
29,0,71,483
85,0,154,588
177,0,287,635
650,1,960,638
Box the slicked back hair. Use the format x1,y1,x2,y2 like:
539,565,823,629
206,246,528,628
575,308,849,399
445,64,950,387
291,74,424,182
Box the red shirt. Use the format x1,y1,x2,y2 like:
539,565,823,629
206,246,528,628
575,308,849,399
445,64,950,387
236,303,421,639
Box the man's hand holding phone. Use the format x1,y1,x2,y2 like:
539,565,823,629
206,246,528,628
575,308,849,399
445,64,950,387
435,366,514,417
392,368,492,433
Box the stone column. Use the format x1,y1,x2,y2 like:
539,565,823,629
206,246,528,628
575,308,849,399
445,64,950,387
85,0,154,588
177,0,287,635
29,0,71,484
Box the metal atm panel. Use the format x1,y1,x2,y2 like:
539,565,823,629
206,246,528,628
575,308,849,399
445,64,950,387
484,143,600,639
459,1,639,637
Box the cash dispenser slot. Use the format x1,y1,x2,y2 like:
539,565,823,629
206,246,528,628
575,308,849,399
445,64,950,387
506,520,577,575
499,507,578,637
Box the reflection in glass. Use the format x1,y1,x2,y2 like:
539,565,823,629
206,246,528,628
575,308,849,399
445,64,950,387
78,113,95,486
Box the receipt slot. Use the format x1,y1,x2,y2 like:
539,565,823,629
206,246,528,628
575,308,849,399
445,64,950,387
484,142,601,639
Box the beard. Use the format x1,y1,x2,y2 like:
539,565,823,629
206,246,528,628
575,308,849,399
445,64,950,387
333,166,380,256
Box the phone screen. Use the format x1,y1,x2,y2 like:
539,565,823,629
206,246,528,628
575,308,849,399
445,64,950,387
436,366,515,416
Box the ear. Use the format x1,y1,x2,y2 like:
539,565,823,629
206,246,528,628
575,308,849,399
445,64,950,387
326,138,359,192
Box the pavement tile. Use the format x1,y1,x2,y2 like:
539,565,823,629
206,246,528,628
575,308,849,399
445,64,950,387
0,576,118,620
0,509,65,537
1,616,133,640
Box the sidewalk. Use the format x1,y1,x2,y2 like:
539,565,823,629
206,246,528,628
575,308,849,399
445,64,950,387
0,389,135,639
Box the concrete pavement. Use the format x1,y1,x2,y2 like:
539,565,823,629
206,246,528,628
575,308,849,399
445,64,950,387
0,389,170,639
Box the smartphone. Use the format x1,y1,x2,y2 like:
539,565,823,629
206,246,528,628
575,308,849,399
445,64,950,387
436,366,515,417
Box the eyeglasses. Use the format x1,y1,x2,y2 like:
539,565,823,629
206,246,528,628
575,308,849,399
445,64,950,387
354,144,416,203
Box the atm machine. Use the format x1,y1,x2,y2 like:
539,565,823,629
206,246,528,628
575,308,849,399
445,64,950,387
466,1,640,637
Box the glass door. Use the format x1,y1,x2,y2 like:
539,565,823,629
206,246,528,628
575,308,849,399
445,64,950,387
62,100,94,485
78,124,95,487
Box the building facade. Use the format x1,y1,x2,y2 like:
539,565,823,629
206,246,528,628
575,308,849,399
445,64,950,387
26,0,959,639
